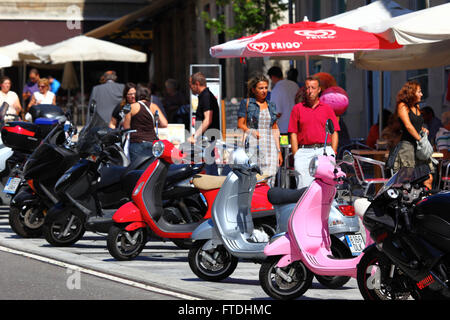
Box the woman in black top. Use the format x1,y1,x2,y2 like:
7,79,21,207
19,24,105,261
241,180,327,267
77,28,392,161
393,81,433,189
123,85,168,162
109,82,136,129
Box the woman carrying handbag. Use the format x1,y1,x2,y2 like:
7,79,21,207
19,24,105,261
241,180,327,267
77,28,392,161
391,81,434,189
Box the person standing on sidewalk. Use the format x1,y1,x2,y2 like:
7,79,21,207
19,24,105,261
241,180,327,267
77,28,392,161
267,66,299,135
123,86,168,162
288,76,340,189
188,72,220,175
237,74,282,186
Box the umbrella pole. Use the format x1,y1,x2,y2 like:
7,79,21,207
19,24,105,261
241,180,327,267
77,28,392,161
22,61,27,115
80,61,85,125
305,54,310,77
379,71,383,142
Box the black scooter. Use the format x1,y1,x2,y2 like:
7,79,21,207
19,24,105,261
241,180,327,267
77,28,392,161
8,115,79,237
8,102,128,238
357,165,450,300
43,106,206,247
0,103,66,205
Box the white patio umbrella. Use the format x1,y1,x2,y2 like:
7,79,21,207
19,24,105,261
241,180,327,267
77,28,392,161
18,35,147,123
0,53,12,69
0,39,42,62
318,0,412,60
0,40,42,105
356,2,450,70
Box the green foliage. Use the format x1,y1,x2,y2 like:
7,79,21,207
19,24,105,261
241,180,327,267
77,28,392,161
201,0,288,38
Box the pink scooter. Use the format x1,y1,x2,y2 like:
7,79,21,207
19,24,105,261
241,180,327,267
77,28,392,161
259,120,373,300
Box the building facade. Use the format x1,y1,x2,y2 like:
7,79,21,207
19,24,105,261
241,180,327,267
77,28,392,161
0,0,448,140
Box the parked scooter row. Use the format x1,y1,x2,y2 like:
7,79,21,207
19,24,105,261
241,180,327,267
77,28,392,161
10,107,443,300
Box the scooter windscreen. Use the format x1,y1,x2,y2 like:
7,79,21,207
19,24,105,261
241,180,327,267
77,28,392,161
374,164,431,199
76,101,109,158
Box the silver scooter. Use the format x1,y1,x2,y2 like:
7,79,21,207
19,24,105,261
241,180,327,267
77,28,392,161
188,128,361,284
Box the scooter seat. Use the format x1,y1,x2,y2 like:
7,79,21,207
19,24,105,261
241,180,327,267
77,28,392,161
97,165,128,188
192,174,227,190
166,163,205,187
267,187,308,205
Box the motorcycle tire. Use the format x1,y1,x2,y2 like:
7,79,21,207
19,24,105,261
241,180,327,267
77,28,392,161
314,236,353,289
259,255,314,300
9,206,44,238
188,240,238,282
43,212,85,247
357,246,411,300
107,224,147,261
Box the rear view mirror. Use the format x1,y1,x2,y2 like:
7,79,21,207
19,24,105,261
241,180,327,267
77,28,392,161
326,119,335,134
89,100,97,116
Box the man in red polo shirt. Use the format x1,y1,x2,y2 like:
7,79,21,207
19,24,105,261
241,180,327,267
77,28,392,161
288,76,340,188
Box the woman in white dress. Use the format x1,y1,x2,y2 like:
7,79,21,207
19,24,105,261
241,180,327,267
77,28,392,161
27,78,56,109
0,76,22,122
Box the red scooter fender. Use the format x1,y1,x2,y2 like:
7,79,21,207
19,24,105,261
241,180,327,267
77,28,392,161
112,201,146,231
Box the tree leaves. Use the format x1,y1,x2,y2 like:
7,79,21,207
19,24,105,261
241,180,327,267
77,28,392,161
202,0,288,38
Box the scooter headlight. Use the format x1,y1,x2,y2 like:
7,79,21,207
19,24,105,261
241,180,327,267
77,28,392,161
309,156,319,177
152,140,165,158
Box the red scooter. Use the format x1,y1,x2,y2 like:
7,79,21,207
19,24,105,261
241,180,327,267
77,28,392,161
106,139,276,260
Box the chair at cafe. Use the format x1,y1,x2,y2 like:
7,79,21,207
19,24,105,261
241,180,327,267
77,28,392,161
440,161,450,190
351,154,389,197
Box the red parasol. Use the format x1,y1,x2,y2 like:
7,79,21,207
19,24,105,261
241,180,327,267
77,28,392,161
210,20,402,75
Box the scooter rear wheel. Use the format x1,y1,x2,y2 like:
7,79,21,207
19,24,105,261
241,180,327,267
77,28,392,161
259,256,313,300
188,240,238,282
107,225,147,261
9,205,45,238
314,235,352,289
357,246,412,300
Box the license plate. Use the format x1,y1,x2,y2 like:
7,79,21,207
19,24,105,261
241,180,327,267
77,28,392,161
3,177,21,195
345,234,365,256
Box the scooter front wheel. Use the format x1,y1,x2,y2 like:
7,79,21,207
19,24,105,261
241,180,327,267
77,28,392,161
43,212,85,247
259,256,313,300
107,225,147,261
188,240,238,282
357,246,412,300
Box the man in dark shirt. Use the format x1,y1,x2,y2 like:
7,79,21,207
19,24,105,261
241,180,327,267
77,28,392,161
188,72,220,174
188,72,220,142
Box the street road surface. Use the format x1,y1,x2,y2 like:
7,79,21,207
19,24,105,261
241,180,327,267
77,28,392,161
0,206,363,301
0,250,177,300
